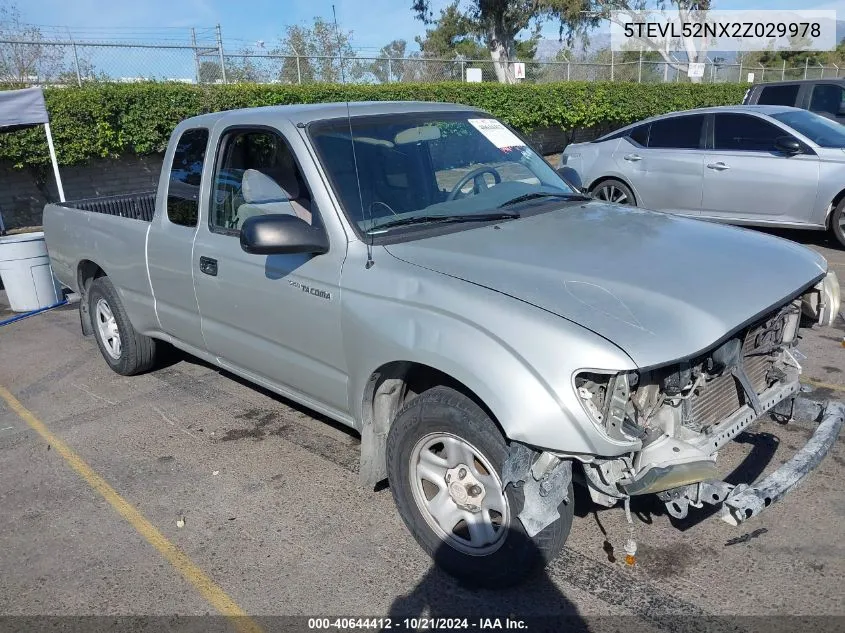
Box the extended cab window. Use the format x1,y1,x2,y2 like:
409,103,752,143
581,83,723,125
167,128,209,227
647,115,704,149
757,84,799,106
713,113,786,152
210,129,314,232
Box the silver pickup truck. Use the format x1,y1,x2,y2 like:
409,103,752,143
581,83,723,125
44,101,843,587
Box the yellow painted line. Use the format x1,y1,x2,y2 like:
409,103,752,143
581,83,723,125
802,378,845,394
0,385,262,633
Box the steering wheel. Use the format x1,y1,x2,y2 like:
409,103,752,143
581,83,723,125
446,166,502,201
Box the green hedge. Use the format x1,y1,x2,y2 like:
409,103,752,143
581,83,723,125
0,82,748,167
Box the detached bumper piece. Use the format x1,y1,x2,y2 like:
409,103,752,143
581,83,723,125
720,397,844,526
658,396,844,525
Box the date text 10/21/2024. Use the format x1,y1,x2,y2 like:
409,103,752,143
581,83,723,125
307,618,529,630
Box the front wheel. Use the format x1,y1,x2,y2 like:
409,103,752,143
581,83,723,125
830,198,845,248
590,178,636,206
386,386,573,588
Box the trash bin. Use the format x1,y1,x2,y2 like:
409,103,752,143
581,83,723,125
0,231,61,312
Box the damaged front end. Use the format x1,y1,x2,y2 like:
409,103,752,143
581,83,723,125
506,276,843,535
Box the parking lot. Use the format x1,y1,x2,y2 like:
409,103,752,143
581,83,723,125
1,227,843,630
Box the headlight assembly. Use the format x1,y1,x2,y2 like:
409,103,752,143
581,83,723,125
574,370,640,443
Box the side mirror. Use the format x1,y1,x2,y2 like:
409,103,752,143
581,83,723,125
775,136,803,155
240,214,329,255
556,165,585,192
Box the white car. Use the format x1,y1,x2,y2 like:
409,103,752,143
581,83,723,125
562,105,845,247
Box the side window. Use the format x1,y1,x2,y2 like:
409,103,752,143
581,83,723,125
210,129,314,232
757,84,800,106
713,114,785,152
647,115,704,150
628,124,649,147
809,84,845,117
167,128,209,227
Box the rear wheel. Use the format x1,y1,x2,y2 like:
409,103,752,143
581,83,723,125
591,178,636,206
386,386,573,588
88,276,157,375
830,198,845,248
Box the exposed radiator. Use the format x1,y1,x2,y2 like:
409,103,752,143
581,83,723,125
690,327,775,429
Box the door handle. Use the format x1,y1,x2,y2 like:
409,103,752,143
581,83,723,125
199,256,218,277
623,154,643,162
707,162,730,171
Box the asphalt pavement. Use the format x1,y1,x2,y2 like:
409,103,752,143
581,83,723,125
0,227,843,633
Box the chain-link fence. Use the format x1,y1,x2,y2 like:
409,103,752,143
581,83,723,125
2,36,844,86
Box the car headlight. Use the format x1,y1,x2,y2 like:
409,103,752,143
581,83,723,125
574,370,639,442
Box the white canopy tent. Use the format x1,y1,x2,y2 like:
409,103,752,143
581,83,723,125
0,86,65,208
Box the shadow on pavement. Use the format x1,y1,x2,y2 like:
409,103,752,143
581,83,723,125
386,530,588,633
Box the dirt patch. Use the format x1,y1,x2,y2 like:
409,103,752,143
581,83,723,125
221,408,280,441
636,542,700,579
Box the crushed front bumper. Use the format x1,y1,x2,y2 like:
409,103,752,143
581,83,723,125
719,396,844,525
658,396,844,525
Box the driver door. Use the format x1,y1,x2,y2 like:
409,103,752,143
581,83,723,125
192,124,349,413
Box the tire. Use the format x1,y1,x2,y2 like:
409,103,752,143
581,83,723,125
590,178,636,206
830,198,845,248
88,276,157,376
386,386,573,588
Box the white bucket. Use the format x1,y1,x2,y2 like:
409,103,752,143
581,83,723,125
0,231,62,312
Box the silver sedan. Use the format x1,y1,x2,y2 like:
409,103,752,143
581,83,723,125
561,105,845,247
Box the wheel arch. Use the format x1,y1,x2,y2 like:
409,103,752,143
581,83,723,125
76,260,108,336
359,360,506,490
825,188,845,229
587,175,639,205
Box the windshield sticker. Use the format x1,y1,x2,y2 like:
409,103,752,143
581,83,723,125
468,119,526,149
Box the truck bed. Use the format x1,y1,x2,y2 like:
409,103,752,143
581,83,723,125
43,192,158,333
65,191,156,222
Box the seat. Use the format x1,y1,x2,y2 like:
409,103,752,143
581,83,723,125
234,169,312,229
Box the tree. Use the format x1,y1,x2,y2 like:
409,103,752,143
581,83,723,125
412,0,542,83
415,2,486,60
369,40,411,83
273,17,361,84
226,48,264,83
554,0,714,82
198,60,223,84
0,0,64,84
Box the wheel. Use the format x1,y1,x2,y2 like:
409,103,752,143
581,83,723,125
386,386,573,588
830,198,845,248
88,276,157,376
590,178,636,206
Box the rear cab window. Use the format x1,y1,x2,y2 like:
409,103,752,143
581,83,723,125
809,83,845,117
166,128,209,227
756,84,800,106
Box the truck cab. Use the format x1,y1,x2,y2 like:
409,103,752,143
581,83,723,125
744,78,845,124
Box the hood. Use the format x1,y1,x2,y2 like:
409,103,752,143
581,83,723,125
385,202,827,368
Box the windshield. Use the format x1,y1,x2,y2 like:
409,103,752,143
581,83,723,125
770,109,845,147
308,112,576,235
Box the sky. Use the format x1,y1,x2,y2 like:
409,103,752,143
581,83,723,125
18,0,845,54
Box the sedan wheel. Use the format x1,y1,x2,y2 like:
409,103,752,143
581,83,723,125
591,179,636,206
831,198,845,248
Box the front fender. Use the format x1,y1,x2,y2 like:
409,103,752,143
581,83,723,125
343,246,639,457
